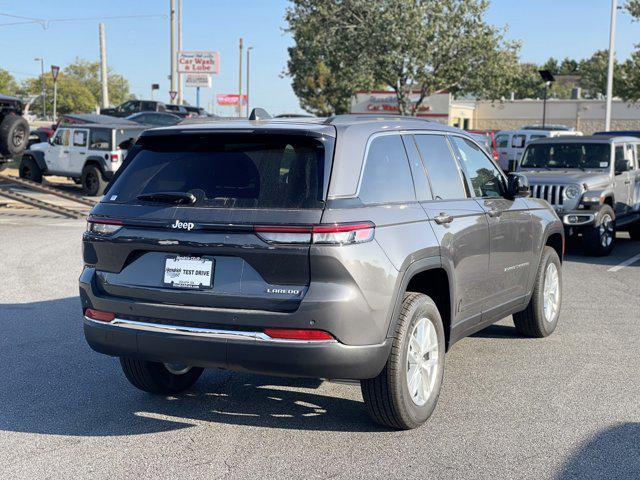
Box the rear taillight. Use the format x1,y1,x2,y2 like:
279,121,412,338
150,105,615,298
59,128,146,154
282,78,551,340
85,308,115,322
110,152,120,162
263,328,335,341
86,216,123,235
254,222,375,245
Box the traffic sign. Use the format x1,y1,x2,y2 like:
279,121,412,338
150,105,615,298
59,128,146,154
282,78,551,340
169,90,177,100
51,65,60,82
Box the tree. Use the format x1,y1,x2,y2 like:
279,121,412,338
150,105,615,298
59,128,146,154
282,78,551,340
0,69,19,95
64,58,131,106
286,0,519,116
627,0,640,19
19,73,96,115
578,50,624,99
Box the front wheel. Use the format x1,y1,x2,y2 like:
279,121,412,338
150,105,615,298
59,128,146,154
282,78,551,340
513,246,562,337
19,156,43,183
361,292,445,430
120,357,204,394
582,205,615,256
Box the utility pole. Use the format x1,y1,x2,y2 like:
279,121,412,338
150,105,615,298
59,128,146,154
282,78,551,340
34,57,46,119
170,0,177,102
238,38,243,117
99,23,109,108
246,46,253,117
177,0,183,105
605,0,617,131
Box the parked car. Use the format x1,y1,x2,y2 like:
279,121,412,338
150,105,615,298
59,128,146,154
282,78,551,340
594,130,640,138
518,135,640,255
495,128,583,172
80,114,565,430
19,123,146,196
60,113,138,126
183,106,207,117
0,93,30,169
100,100,167,117
164,104,193,118
468,129,498,161
126,111,182,127
522,124,571,131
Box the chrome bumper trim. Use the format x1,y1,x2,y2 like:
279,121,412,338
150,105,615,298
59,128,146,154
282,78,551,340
84,317,337,345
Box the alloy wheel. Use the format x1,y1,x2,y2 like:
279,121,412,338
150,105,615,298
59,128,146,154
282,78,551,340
543,263,560,323
406,317,439,406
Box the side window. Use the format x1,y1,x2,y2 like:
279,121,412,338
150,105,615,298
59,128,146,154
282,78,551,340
512,135,526,148
141,102,156,111
89,129,111,150
53,129,70,146
625,143,636,168
451,136,505,199
495,134,509,148
359,135,415,204
72,130,87,147
414,134,467,200
529,134,545,142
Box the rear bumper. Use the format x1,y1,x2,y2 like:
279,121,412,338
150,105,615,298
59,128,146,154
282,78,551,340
84,317,391,380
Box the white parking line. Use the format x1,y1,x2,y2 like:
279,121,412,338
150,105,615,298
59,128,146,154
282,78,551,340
608,252,640,272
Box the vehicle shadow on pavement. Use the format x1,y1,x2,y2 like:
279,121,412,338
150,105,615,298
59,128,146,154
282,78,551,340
0,297,385,437
470,323,522,340
564,235,639,267
556,423,640,479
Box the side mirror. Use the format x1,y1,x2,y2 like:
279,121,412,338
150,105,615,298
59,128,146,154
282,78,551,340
507,173,530,198
615,158,630,174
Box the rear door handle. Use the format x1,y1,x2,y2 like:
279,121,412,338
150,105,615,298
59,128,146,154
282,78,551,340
78,151,85,155
434,212,453,225
487,208,502,218
63,150,69,153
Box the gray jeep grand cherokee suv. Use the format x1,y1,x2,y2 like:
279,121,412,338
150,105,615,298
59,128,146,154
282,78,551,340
81,115,564,429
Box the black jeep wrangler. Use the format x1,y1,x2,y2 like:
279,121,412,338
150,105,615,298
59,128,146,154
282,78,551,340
0,94,30,170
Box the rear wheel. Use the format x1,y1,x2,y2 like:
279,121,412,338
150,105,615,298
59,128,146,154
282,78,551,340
361,292,445,430
81,164,107,196
513,246,562,337
582,205,615,256
119,357,204,394
18,156,43,183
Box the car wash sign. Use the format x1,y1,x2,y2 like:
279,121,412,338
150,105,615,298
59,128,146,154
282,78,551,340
177,51,220,75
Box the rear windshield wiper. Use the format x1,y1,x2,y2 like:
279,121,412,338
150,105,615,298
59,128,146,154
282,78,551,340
137,191,196,204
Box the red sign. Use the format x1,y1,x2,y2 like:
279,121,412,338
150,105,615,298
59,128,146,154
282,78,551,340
51,65,60,82
216,94,247,106
169,90,177,100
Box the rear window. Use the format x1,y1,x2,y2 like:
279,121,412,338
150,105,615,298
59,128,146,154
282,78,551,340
107,133,332,209
115,128,144,149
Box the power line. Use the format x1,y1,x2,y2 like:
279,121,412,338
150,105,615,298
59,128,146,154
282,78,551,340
0,13,167,29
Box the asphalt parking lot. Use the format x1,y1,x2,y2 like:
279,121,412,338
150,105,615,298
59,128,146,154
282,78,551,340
1,214,639,480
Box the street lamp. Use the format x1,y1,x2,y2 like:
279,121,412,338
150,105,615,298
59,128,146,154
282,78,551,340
246,46,253,117
34,57,46,119
538,70,555,129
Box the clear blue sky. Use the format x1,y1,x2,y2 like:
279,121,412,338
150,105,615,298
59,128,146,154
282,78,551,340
1,0,639,114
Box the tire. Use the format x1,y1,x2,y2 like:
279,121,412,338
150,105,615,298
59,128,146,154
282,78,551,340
119,357,204,394
513,246,562,338
361,292,445,430
582,205,616,256
0,115,29,156
18,155,43,183
81,164,107,196
629,222,640,241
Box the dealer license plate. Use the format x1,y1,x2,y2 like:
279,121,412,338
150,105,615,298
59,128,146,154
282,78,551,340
163,256,214,289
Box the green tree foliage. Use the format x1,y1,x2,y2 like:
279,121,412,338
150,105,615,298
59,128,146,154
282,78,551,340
286,0,519,116
627,0,640,19
20,74,96,115
0,69,19,95
64,58,131,106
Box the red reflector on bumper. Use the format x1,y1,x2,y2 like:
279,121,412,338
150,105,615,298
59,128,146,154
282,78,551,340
85,308,115,322
263,328,334,341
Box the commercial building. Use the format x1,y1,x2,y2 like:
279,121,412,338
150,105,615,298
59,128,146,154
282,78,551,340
350,90,640,133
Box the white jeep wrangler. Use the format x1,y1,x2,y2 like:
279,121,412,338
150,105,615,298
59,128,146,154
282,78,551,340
19,123,145,196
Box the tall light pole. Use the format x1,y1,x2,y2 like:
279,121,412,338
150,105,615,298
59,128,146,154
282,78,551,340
246,46,253,117
169,0,177,102
177,0,183,105
238,38,243,117
605,0,618,131
99,23,109,108
34,57,46,119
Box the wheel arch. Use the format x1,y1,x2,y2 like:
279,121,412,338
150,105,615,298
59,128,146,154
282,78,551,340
22,150,47,172
387,257,454,351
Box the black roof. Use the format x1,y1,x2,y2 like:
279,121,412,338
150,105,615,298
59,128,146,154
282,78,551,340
528,135,640,144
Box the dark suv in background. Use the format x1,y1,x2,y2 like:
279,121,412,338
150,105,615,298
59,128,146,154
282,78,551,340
81,115,564,429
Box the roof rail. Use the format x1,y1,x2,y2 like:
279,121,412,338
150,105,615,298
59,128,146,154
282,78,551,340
324,114,440,125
